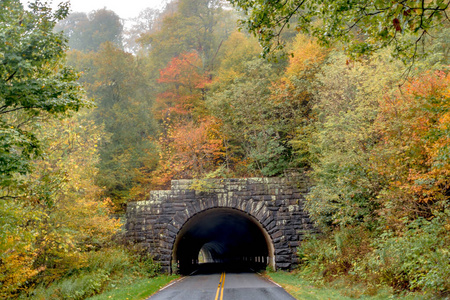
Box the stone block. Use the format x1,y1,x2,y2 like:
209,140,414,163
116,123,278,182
272,230,283,238
276,263,291,269
266,221,276,232
275,248,290,255
262,216,274,228
275,255,292,262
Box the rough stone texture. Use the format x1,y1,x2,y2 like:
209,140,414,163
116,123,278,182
125,174,315,273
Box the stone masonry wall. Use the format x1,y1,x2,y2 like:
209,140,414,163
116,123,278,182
125,175,315,273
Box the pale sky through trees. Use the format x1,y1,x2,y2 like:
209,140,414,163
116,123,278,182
22,0,167,19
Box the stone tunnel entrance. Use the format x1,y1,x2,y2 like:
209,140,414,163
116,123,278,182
172,208,274,274
125,176,316,273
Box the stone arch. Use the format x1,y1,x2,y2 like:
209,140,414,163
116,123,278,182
170,206,276,274
168,196,274,234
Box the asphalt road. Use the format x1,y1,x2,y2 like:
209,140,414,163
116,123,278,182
146,271,295,300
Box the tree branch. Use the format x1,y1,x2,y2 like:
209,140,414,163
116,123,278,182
274,0,307,45
5,70,17,82
0,106,39,115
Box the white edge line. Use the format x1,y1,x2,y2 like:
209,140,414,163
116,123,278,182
135,276,187,300
256,271,282,288
156,276,185,292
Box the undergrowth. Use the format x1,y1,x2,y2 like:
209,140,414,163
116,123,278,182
17,245,161,300
297,212,450,299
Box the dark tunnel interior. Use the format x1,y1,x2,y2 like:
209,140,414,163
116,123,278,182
172,208,273,275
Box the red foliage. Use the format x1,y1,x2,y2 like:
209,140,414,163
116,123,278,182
155,52,210,120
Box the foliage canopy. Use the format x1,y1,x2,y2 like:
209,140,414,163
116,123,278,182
229,0,450,61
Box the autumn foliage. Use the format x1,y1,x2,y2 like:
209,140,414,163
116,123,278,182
375,71,450,222
149,117,225,188
3,0,450,297
301,50,450,293
145,49,226,189
155,52,210,119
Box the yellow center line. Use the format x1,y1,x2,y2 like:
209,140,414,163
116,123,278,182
220,272,226,300
214,272,226,300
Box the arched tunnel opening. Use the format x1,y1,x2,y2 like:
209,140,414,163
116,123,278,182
172,208,274,275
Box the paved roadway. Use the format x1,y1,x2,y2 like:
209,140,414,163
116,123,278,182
146,272,295,300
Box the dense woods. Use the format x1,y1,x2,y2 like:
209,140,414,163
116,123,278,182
1,0,449,298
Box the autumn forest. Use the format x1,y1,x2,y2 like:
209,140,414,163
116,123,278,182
1,0,449,298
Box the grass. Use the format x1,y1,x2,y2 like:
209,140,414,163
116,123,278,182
86,274,180,300
265,271,432,300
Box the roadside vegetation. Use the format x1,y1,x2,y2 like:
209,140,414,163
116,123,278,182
86,275,178,300
266,271,432,300
1,0,449,299
21,247,163,300
288,55,450,298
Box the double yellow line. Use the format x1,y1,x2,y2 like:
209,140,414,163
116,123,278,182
214,272,226,300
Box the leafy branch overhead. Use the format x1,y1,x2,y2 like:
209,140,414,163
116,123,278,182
229,0,450,60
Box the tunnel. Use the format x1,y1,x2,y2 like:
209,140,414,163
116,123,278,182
172,208,274,275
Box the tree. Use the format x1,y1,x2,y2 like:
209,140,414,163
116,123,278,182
0,112,121,297
374,70,450,224
208,59,297,176
155,51,210,120
141,0,235,72
53,12,90,50
305,50,403,230
277,34,329,167
67,43,158,210
213,31,261,83
123,7,161,54
147,50,224,188
0,0,87,192
86,9,123,51
229,0,450,61
205,32,328,176
0,1,118,296
149,117,225,188
55,8,123,52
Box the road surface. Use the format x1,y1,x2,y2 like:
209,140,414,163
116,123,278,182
147,271,295,300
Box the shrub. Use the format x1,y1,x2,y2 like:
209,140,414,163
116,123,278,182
298,227,372,281
21,246,161,299
126,244,161,277
298,212,450,297
360,212,450,295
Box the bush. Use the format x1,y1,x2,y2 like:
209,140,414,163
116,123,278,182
28,270,109,300
359,212,450,295
85,248,132,274
297,211,450,297
21,246,161,300
126,244,161,277
298,227,372,281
